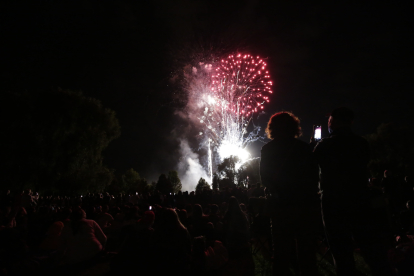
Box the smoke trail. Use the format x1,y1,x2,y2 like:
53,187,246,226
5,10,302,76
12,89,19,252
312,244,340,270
177,139,210,192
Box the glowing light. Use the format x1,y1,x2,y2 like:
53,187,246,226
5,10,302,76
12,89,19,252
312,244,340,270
218,140,251,169
207,95,216,105
188,53,273,181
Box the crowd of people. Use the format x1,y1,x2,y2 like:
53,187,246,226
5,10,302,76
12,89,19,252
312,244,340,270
1,107,414,276
0,187,266,275
0,177,413,275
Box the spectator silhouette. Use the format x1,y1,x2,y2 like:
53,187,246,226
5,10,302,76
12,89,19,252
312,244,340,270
252,183,265,197
314,107,392,276
190,204,208,237
191,235,229,275
150,208,191,275
95,204,114,232
400,176,414,211
111,211,155,274
223,196,250,256
40,221,64,251
399,200,414,233
58,207,107,265
382,170,402,215
21,190,33,209
260,111,321,276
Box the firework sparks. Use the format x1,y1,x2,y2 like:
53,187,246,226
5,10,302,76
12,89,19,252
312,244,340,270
211,54,272,117
197,54,272,170
182,53,272,183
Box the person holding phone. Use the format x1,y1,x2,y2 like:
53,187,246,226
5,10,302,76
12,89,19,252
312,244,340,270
260,111,321,276
313,107,391,276
309,125,322,150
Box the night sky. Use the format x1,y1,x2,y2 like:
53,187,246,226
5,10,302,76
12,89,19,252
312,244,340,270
2,1,412,181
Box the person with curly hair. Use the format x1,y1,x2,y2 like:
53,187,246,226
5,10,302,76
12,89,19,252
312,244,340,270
260,111,321,276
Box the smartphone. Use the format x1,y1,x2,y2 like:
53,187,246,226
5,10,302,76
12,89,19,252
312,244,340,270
313,125,322,140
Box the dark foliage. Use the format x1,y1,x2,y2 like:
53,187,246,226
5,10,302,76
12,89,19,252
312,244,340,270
365,123,414,178
195,177,211,194
156,171,182,194
0,88,120,193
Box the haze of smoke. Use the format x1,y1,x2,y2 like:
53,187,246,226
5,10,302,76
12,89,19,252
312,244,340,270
178,139,210,192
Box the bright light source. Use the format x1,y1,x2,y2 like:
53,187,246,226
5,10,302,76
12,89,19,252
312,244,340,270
218,141,251,170
314,127,321,140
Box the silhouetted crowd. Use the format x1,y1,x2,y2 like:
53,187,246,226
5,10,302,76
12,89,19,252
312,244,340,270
0,186,262,275
0,175,413,276
2,108,414,276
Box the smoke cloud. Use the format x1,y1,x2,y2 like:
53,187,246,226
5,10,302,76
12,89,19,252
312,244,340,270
168,62,213,192
177,139,210,192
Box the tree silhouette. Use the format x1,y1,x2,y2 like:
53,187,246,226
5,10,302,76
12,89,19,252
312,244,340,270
121,168,150,193
1,88,120,193
237,158,261,188
156,173,172,194
168,170,182,193
122,168,141,192
212,173,219,190
216,156,240,190
217,156,239,184
195,177,211,194
365,123,414,177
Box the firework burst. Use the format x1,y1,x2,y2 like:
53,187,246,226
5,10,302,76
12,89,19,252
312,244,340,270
193,53,272,181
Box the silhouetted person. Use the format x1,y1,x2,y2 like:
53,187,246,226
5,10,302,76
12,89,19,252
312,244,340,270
222,196,250,256
111,211,155,274
150,208,191,275
59,207,107,265
260,111,320,276
0,190,12,208
95,205,114,232
191,235,228,274
401,176,414,208
399,200,414,233
21,189,33,209
382,170,402,215
190,204,208,237
252,183,265,197
314,107,391,276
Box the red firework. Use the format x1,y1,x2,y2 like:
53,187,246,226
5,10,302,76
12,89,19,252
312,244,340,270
210,53,272,116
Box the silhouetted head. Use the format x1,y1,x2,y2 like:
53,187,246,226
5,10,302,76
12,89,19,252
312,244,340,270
239,203,247,213
161,208,186,230
47,221,64,236
328,107,354,133
407,200,412,211
265,111,301,139
384,170,393,178
185,204,193,215
370,178,381,187
193,236,206,257
71,207,86,222
227,196,243,216
193,204,203,218
177,209,188,223
210,204,218,215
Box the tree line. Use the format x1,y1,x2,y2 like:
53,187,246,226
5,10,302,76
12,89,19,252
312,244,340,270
1,88,413,194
